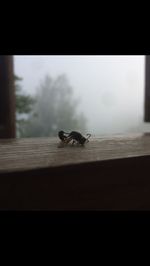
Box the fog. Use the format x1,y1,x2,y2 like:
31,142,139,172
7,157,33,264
14,55,145,136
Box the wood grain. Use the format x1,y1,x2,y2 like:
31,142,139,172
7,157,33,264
0,135,150,210
0,134,150,173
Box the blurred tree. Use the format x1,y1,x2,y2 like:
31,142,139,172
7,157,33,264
15,75,35,137
21,74,87,137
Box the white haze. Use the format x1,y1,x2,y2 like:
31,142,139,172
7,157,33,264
14,55,145,136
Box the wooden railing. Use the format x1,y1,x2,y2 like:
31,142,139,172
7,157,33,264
0,134,150,210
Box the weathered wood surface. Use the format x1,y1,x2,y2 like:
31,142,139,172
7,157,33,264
0,135,150,210
0,134,150,173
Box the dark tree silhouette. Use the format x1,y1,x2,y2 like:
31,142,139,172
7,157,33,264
15,75,35,137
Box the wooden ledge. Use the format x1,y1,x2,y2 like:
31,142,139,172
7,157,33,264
0,134,150,174
0,134,150,210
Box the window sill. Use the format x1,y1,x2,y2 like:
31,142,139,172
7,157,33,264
0,134,150,210
1,133,150,173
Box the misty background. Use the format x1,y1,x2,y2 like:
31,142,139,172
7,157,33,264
14,55,146,137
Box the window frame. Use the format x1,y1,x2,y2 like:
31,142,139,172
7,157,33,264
0,55,150,210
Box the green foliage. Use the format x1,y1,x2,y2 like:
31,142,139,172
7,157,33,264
16,93,35,114
20,74,87,137
15,75,35,137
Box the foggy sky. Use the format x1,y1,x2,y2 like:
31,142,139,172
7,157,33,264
14,56,145,135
